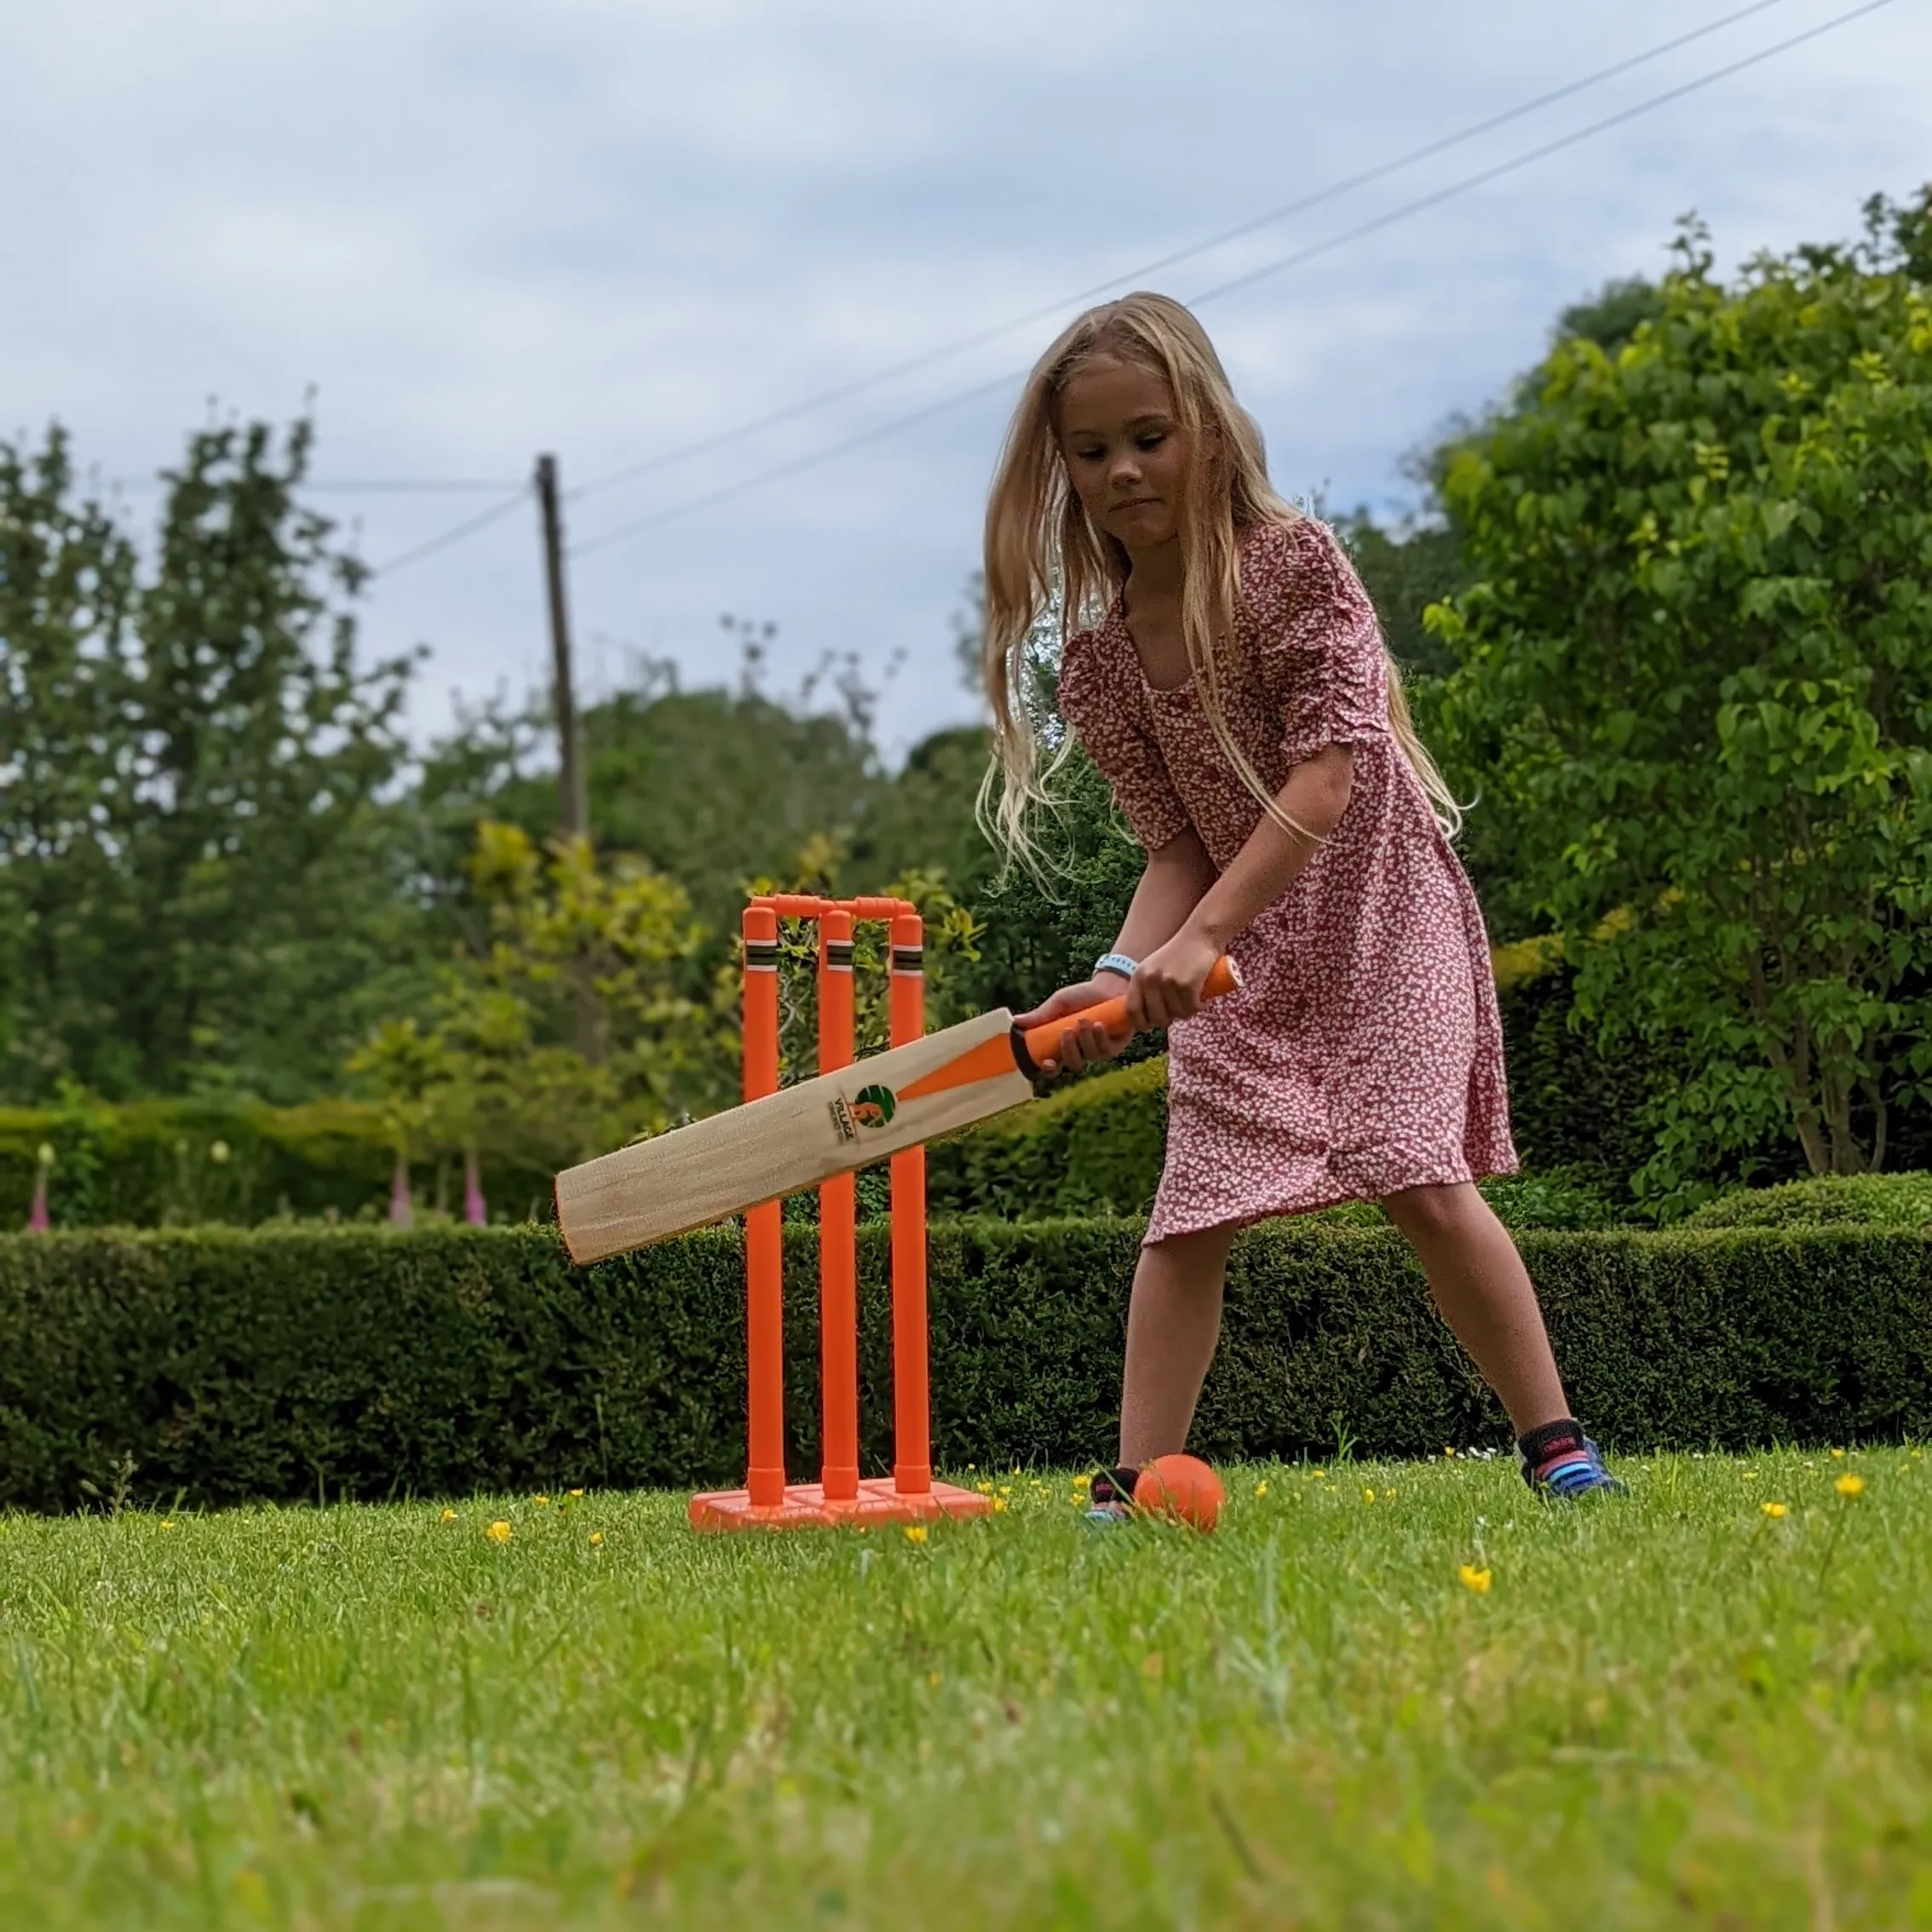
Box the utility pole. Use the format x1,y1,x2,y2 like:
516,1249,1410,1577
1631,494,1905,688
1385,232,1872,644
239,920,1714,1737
535,454,589,840
536,453,600,1064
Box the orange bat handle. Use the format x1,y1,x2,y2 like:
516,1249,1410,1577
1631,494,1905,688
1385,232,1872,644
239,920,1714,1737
1015,955,1240,1076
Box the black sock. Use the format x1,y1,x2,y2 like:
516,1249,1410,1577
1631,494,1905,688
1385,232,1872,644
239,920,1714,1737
1517,1418,1585,1468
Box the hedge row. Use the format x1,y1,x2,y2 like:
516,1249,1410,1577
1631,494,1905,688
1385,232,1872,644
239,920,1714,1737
2,1222,1926,1513
0,950,1704,1233
0,1099,554,1230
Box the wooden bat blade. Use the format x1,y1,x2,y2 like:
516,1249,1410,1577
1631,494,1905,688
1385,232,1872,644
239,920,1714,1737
553,1009,1033,1263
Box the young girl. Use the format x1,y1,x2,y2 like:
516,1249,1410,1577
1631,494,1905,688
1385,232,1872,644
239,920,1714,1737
980,291,1619,1507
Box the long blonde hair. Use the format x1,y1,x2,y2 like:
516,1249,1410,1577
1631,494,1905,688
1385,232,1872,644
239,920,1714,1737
979,290,1460,864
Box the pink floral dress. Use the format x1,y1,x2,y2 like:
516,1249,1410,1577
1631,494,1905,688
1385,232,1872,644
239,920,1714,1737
1056,515,1517,1241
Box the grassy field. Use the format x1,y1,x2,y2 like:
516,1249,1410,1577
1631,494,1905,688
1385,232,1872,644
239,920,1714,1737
2,1448,1929,1930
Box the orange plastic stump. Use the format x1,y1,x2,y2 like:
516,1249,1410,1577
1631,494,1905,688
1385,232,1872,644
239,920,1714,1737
704,897,986,1535
688,1478,992,1533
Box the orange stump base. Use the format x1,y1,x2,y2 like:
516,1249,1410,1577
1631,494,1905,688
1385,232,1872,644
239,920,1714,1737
688,1478,992,1533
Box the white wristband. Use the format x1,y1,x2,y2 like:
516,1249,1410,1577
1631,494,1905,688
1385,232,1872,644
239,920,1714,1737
1093,952,1138,981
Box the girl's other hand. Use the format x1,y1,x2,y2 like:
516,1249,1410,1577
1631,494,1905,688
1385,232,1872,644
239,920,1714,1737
1012,980,1130,1078
1127,926,1223,1032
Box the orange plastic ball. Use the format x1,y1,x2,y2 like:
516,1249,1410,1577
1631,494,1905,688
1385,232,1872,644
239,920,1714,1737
1133,1453,1224,1531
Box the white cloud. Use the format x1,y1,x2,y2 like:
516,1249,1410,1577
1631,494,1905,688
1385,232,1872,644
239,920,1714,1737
4,0,1926,765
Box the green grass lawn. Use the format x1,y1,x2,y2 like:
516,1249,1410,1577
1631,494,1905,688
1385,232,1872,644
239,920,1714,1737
3,1449,1929,1929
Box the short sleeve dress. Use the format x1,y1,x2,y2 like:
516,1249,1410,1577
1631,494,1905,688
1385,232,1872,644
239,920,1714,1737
1056,515,1517,1242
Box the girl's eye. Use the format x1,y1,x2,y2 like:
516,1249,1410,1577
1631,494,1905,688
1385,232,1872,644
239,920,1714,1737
1137,434,1165,451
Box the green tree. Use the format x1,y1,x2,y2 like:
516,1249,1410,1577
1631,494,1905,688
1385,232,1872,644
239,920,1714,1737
483,634,881,945
423,822,726,1167
0,429,141,1092
1429,192,1932,1199
850,724,997,899
0,418,433,1102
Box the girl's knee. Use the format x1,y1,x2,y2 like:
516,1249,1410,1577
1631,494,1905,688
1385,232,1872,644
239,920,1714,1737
1380,1182,1483,1244
1140,1223,1237,1279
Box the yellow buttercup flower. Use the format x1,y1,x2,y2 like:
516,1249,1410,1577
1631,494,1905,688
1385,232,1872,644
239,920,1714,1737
1830,1448,1846,1459
588,1532,604,1547
568,1488,584,1498
991,1497,1008,1514
439,1508,457,1522
1835,1474,1865,1498
1458,1565,1492,1595
904,1525,929,1544
1762,1502,1787,1519
159,1521,176,1532
1362,1487,1376,1504
486,1521,512,1544
533,1494,550,1506
1253,1481,1269,1498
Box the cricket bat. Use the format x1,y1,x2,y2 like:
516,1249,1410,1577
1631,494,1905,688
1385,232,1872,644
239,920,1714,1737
553,957,1240,1264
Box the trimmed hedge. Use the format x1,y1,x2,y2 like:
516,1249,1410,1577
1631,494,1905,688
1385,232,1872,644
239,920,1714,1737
0,943,1682,1234
1684,1171,1932,1230
927,1056,1170,1218
0,1099,551,1230
2,1221,1927,1513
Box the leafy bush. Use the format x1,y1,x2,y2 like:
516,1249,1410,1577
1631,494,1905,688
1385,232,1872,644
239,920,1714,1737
1684,1172,1932,1231
3,1221,1927,1513
1429,193,1932,1195
1490,957,1682,1192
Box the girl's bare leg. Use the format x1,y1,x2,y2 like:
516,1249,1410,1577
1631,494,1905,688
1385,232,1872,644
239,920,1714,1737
1377,1182,1569,1435
1118,1224,1239,1465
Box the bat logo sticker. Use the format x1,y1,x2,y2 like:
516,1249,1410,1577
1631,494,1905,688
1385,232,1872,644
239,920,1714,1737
850,1084,897,1130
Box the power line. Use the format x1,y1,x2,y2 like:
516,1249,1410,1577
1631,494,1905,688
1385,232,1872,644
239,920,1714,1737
371,486,531,577
103,475,524,493
569,0,1896,562
570,375,1018,560
305,479,526,493
564,0,1801,505
1188,0,1899,308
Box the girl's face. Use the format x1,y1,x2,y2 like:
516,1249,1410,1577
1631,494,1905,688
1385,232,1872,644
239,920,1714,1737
1055,356,1191,553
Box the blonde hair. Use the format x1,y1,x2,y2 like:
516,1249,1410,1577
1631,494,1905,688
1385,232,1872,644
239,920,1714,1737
978,290,1461,865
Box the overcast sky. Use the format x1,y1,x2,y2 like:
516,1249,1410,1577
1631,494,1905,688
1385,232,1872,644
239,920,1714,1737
6,0,1926,762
